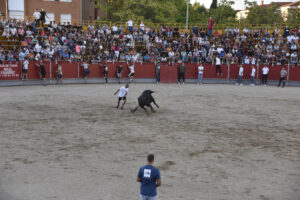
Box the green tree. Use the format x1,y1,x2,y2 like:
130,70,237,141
286,8,300,25
210,0,236,23
245,1,283,24
210,0,218,10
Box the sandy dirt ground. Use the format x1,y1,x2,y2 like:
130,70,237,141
0,83,299,200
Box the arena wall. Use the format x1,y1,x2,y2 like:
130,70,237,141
0,62,299,85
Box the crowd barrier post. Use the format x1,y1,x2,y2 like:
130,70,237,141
77,62,80,83
256,63,259,85
287,63,290,87
227,63,230,83
50,61,52,85
20,62,23,86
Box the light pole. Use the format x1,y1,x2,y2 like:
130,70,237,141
186,0,189,30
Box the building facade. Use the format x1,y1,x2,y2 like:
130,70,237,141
1,0,103,24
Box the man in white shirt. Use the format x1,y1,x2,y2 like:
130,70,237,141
114,84,130,109
112,25,118,34
215,55,223,76
22,58,29,80
128,63,135,83
250,65,256,86
198,63,204,84
262,65,269,86
127,19,133,33
33,9,41,27
237,65,244,85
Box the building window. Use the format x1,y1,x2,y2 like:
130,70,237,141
46,13,54,24
60,0,72,2
8,0,24,20
60,14,71,24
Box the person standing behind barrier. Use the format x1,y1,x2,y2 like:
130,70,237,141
278,67,287,88
56,60,63,85
127,19,133,33
155,62,160,84
215,55,222,76
177,60,186,84
22,58,29,80
236,65,244,85
128,63,135,83
81,61,90,83
35,59,47,86
250,65,256,86
262,65,269,86
207,17,215,37
101,62,109,83
198,63,204,84
116,64,123,84
137,154,161,200
33,9,41,27
40,9,48,27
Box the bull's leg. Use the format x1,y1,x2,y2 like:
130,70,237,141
149,104,156,113
131,106,139,113
152,100,159,108
140,105,149,114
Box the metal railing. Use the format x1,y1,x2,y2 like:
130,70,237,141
1,14,299,34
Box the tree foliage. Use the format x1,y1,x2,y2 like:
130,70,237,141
94,0,236,24
245,0,283,24
286,8,300,25
210,0,218,10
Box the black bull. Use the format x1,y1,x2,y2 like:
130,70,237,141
131,90,159,113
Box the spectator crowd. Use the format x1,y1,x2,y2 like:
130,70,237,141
0,17,299,67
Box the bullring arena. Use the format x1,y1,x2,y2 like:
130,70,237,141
0,83,299,200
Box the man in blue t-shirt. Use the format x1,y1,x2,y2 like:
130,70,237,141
137,154,161,200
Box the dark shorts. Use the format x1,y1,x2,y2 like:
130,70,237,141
83,69,90,77
41,70,46,78
22,69,28,73
118,97,126,101
130,73,135,77
57,74,62,79
216,65,221,69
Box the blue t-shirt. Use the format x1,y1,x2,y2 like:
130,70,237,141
138,165,161,197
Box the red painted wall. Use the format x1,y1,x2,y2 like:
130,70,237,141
1,62,299,83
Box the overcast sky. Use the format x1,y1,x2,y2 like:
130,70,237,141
190,0,298,10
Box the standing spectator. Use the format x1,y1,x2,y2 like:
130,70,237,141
262,65,269,86
215,55,223,76
35,59,47,86
250,65,256,86
103,63,108,83
236,65,244,85
278,67,287,88
40,9,48,27
283,25,290,38
197,62,204,84
114,84,129,109
22,58,29,80
56,60,63,85
137,154,161,200
33,9,41,27
156,62,160,84
116,64,123,84
127,19,133,33
207,17,215,37
177,60,186,84
81,61,90,83
128,62,135,83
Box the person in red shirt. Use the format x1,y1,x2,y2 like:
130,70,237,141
207,17,215,37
